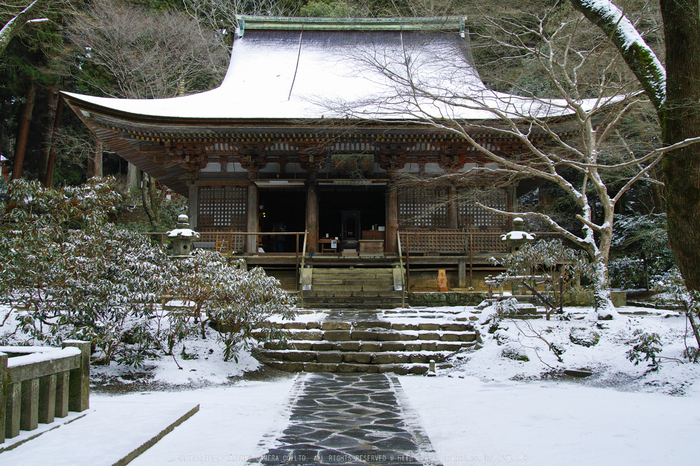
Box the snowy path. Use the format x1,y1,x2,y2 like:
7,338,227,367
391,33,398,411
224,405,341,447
251,373,441,466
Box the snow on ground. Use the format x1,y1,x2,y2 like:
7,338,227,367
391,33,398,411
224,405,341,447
400,375,700,466
382,304,700,396
2,304,700,465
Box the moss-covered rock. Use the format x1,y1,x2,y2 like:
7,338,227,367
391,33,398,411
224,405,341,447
501,344,530,362
569,327,601,347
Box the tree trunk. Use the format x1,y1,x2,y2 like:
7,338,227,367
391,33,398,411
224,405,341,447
127,163,140,192
659,0,700,292
44,95,63,187
570,0,700,293
88,138,103,178
592,256,617,320
38,81,59,184
12,78,37,180
141,173,160,228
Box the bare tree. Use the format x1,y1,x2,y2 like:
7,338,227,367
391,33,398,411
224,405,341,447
66,0,231,225
0,0,49,56
568,0,700,299
67,0,230,99
182,0,291,43
340,9,700,318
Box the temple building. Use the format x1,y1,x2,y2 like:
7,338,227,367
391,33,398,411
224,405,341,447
63,16,576,298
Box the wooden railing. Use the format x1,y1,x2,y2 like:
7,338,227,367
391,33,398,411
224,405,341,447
398,230,561,289
0,341,90,444
143,231,307,255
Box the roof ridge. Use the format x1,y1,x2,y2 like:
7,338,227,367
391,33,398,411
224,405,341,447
236,15,465,37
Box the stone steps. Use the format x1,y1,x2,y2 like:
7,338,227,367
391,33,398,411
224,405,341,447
301,267,403,308
300,296,404,309
252,319,479,374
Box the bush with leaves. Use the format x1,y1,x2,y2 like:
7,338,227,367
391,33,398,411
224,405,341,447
0,178,174,365
167,251,296,362
626,330,663,371
0,178,296,366
610,214,675,290
492,239,596,315
653,268,700,362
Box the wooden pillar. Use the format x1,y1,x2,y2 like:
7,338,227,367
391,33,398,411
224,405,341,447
188,185,198,229
306,182,318,253
386,182,398,254
508,183,517,230
458,257,467,289
448,184,459,229
247,183,259,253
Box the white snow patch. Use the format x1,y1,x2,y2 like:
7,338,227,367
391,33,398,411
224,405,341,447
399,375,700,466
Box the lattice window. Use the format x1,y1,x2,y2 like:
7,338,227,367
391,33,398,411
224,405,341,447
198,186,247,228
397,186,448,228
458,188,508,230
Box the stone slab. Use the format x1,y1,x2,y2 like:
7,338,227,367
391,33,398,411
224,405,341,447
0,399,199,466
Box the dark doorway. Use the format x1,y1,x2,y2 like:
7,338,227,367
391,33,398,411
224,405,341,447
259,188,305,252
318,186,385,241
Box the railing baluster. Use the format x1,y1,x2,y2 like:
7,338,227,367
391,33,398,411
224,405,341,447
39,374,57,424
5,382,21,439
20,378,40,431
55,371,70,418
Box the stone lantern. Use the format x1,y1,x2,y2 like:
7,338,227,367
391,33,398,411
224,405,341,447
167,214,200,257
500,217,535,253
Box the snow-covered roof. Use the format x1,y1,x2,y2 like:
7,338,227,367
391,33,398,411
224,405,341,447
62,16,588,122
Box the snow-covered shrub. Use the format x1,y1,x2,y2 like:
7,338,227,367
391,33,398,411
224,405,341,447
501,344,529,362
569,327,600,347
0,178,172,365
0,178,295,366
492,239,595,316
168,251,296,362
609,257,646,290
653,268,700,362
626,330,662,371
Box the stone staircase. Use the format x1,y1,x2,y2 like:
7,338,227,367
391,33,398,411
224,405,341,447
252,314,480,374
300,267,405,309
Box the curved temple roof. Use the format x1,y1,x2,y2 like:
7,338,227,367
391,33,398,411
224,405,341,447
63,16,588,122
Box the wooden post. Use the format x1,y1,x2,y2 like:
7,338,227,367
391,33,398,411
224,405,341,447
306,183,318,254
448,184,459,229
385,183,398,254
63,341,90,412
246,183,259,253
188,185,198,229
458,257,467,289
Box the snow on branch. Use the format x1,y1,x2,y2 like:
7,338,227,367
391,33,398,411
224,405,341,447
570,0,666,108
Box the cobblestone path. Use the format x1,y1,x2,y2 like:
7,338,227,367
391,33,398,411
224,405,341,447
252,373,441,466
